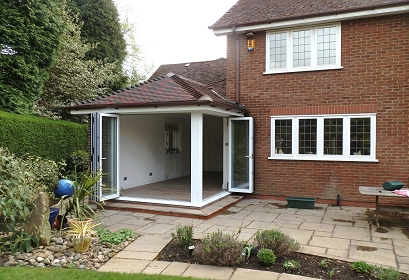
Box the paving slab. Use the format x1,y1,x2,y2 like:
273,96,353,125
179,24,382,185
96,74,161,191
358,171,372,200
309,236,350,250
182,263,234,280
279,228,314,245
113,250,158,260
142,260,171,274
393,239,409,257
231,268,280,279
278,273,318,280
125,234,172,253
349,245,396,267
299,222,334,232
157,261,189,276
98,258,151,273
332,225,371,241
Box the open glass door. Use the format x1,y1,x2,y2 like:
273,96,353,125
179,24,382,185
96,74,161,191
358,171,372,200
91,113,120,201
228,117,254,193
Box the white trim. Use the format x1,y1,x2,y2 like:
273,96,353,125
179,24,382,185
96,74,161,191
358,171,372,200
71,105,244,117
116,191,231,207
270,113,378,162
212,5,409,36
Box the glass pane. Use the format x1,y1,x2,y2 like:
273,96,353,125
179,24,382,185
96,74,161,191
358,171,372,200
324,118,343,155
299,119,317,154
231,120,249,189
269,32,287,69
101,117,117,196
293,29,311,67
275,119,292,154
317,26,337,65
350,118,371,155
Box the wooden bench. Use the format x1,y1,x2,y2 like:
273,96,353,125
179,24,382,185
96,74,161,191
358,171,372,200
359,186,408,228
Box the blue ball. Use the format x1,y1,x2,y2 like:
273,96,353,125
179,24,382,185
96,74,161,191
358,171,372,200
55,179,74,197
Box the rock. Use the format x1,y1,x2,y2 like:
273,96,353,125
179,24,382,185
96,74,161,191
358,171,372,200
24,192,51,246
36,256,44,262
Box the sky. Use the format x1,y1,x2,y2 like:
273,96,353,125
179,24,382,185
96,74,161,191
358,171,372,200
114,0,238,71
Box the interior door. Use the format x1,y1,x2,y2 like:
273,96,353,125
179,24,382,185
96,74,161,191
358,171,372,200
91,113,120,201
228,117,254,193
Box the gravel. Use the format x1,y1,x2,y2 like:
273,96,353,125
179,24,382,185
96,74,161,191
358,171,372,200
0,233,137,270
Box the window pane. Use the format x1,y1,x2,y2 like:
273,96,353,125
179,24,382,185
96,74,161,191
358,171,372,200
350,118,371,155
275,119,292,154
299,119,317,154
324,118,343,155
317,26,337,65
293,29,311,67
269,32,287,69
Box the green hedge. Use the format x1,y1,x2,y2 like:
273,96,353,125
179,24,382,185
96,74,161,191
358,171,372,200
0,111,88,162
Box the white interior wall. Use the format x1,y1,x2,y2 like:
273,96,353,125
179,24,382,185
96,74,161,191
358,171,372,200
119,114,191,190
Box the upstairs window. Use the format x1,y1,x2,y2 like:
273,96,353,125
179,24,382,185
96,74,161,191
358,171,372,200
270,114,377,162
266,24,341,74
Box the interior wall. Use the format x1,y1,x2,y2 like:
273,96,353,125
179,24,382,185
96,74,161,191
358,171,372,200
119,114,191,190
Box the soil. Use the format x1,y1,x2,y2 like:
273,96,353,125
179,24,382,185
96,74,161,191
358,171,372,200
157,239,378,280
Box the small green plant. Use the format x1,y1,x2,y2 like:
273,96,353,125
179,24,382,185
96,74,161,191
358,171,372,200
329,268,335,278
351,261,374,274
319,258,333,268
373,266,402,280
257,248,276,266
283,259,301,271
242,244,253,259
194,230,244,267
254,229,300,258
171,224,194,247
96,228,136,245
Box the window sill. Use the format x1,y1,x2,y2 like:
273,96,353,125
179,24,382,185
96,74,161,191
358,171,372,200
268,156,379,163
263,65,343,75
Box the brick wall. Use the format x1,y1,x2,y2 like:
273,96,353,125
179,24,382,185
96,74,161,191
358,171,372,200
226,14,409,206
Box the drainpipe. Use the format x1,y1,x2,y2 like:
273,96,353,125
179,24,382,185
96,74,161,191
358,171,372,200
233,26,240,104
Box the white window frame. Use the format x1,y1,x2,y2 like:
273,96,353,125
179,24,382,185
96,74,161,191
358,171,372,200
269,114,378,162
265,23,342,74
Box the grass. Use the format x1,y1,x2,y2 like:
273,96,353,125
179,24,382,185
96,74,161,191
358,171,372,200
0,267,205,280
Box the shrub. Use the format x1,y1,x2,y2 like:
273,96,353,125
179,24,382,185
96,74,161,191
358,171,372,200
65,150,89,177
351,261,374,274
257,248,276,266
373,267,402,280
0,147,60,252
171,224,194,247
0,111,87,163
194,230,243,267
253,229,300,258
283,259,301,271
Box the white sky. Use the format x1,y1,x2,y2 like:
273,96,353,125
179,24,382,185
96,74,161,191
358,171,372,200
114,0,237,70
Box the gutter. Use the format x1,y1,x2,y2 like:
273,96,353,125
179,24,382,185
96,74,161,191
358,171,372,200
209,1,409,31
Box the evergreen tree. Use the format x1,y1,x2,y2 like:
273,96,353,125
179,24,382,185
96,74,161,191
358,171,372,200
68,0,127,90
36,1,118,121
0,0,64,114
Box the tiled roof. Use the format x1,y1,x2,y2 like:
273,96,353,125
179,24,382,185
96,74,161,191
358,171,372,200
210,0,409,29
149,58,226,96
69,73,246,113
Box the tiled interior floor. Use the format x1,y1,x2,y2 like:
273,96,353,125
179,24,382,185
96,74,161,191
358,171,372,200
120,171,224,201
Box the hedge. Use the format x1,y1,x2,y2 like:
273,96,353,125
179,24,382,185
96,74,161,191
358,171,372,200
0,111,88,162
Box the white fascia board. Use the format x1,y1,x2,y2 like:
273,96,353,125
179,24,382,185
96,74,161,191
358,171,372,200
212,5,409,35
70,105,244,117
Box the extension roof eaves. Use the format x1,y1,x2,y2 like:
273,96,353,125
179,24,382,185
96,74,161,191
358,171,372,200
209,0,409,30
68,74,247,114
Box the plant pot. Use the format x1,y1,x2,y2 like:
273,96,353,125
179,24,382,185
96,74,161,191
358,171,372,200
72,236,92,253
51,214,69,230
69,217,93,227
287,197,316,209
49,207,59,226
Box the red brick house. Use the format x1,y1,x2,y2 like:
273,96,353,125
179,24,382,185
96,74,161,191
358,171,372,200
70,0,408,207
209,0,409,206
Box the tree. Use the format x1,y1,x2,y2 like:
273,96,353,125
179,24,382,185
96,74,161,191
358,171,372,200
36,1,118,121
0,0,64,114
68,0,127,90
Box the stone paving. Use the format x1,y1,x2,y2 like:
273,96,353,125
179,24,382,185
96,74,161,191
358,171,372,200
98,198,409,279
